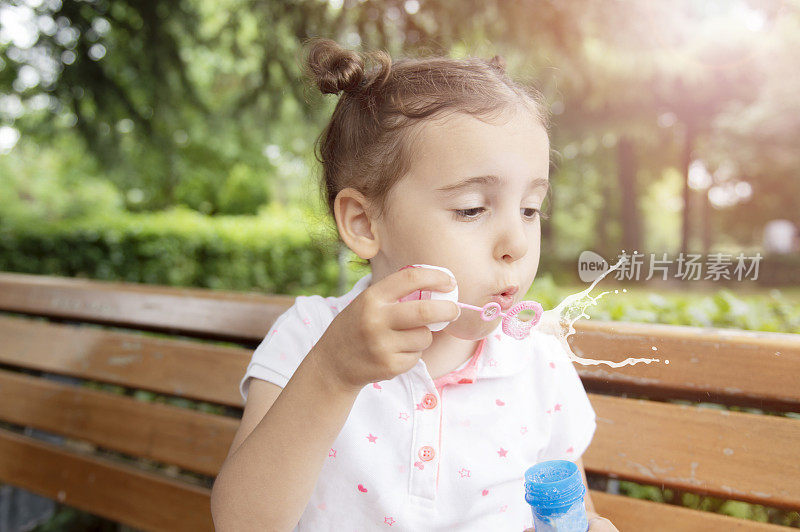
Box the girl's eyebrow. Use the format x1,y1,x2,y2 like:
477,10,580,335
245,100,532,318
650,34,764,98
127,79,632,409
435,175,550,195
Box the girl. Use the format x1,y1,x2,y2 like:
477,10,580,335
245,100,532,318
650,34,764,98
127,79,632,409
211,38,618,531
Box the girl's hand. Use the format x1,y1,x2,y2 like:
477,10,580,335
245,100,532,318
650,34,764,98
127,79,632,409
313,266,459,393
585,511,619,531
523,511,620,532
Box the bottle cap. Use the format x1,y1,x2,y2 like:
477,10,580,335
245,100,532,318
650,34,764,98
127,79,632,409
397,264,458,331
524,460,586,512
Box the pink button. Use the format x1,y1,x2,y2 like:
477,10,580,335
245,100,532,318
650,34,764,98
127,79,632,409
418,446,435,461
421,393,438,409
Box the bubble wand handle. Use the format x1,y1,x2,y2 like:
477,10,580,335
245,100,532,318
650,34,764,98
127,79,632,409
454,302,490,315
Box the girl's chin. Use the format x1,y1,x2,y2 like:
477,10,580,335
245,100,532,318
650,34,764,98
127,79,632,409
443,317,502,340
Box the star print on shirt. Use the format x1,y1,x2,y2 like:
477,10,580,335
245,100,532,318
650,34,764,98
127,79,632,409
366,433,378,443
398,412,409,420
554,403,562,412
458,468,471,478
497,447,508,458
328,449,336,458
384,516,396,526
520,426,528,434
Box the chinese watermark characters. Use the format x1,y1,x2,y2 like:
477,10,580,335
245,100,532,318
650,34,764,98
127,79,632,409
578,251,763,282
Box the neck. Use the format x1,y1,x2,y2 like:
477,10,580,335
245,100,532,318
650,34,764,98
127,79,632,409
421,330,480,380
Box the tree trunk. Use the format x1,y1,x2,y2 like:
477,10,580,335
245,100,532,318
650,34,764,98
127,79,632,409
617,137,642,252
681,125,695,254
701,188,712,255
597,153,613,256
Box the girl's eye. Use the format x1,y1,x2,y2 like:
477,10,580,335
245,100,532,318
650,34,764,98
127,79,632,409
522,208,542,220
452,207,545,221
453,207,485,220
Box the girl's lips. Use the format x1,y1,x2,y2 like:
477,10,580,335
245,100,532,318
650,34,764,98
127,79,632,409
490,294,515,311
490,285,518,310
493,285,519,296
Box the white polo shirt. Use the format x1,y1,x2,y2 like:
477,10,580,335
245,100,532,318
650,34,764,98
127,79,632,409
240,272,597,531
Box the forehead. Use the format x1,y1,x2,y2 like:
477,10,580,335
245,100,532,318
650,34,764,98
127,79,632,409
405,110,550,190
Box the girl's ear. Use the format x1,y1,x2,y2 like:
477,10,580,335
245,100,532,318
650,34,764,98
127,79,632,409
334,187,381,260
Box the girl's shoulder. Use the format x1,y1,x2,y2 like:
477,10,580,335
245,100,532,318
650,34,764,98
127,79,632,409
296,271,372,324
274,293,339,341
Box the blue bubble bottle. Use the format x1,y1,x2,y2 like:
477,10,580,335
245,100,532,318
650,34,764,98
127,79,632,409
524,460,589,532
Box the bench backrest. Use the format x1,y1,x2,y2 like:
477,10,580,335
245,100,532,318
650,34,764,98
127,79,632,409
0,272,797,531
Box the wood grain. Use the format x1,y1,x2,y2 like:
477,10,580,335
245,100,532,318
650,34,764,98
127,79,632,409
0,428,214,532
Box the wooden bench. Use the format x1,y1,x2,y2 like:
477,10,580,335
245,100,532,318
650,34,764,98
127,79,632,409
0,271,797,531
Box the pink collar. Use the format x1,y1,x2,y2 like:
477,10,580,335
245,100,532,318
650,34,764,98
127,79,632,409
432,337,487,393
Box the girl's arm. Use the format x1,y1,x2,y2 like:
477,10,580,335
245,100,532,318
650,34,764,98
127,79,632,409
210,344,361,531
211,268,458,530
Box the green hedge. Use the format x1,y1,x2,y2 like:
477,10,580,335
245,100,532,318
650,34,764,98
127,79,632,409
0,203,349,295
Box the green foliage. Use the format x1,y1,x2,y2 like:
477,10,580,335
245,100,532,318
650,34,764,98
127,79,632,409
527,273,800,334
0,137,124,223
0,203,339,294
218,163,272,215
618,481,800,526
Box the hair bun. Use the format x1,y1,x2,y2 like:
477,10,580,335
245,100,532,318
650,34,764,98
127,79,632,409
305,38,365,95
488,55,506,73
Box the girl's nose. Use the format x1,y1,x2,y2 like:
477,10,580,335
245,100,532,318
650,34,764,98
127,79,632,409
494,215,529,262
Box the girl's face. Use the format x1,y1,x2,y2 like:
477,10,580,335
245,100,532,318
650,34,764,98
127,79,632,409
371,108,551,340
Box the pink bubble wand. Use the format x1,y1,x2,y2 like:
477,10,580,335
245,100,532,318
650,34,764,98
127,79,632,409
455,300,543,340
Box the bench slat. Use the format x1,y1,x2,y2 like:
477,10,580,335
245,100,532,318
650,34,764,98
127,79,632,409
0,427,214,532
573,320,800,411
592,491,787,531
6,424,780,532
0,369,237,477
0,271,288,342
585,394,800,510
0,315,249,407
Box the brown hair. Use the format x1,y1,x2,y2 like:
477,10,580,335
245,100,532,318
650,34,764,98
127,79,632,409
303,38,551,265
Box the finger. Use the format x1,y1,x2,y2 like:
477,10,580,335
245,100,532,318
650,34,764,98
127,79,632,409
377,265,456,303
386,326,435,354
588,515,618,532
390,299,460,330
